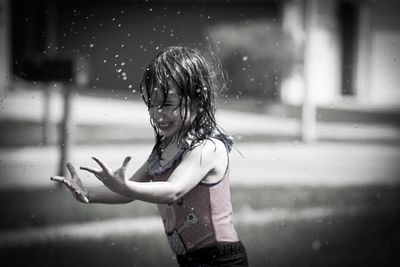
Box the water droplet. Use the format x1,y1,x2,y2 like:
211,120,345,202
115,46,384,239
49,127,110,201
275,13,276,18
312,240,321,250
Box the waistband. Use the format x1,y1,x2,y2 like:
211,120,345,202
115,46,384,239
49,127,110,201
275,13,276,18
178,241,246,261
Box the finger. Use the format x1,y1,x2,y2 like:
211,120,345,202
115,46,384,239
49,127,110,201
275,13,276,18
79,193,89,203
92,157,111,174
51,176,73,189
51,176,78,195
80,166,99,175
121,156,132,172
61,178,73,188
50,176,65,182
74,189,83,197
81,195,89,203
66,163,78,177
74,190,89,203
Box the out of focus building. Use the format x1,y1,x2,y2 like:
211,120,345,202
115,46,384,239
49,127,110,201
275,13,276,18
1,0,399,107
281,0,400,107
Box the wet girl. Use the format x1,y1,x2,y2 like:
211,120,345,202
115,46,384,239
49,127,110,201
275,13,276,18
51,46,248,266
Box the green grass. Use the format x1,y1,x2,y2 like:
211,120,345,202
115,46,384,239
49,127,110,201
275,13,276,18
0,188,158,230
0,232,177,267
1,185,399,266
1,185,399,229
240,212,400,267
1,212,399,267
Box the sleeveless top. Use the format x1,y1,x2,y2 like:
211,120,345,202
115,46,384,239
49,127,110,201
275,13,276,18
145,134,239,255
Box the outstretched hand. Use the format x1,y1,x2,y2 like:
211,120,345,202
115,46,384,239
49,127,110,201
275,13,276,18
80,156,132,195
50,163,89,203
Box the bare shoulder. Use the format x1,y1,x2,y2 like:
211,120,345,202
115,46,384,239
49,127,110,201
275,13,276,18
189,137,227,163
183,138,229,184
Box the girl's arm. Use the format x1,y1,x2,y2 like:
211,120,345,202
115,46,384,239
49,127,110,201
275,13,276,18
94,139,228,204
85,185,133,204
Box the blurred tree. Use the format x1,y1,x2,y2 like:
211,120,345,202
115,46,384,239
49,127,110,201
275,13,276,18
210,21,297,101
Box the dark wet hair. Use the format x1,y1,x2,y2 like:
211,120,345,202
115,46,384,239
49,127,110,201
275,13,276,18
140,46,233,153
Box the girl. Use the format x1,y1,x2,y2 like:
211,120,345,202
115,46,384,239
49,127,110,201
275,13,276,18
51,46,248,267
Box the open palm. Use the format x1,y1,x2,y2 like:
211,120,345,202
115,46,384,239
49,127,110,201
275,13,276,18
80,156,132,195
51,163,89,203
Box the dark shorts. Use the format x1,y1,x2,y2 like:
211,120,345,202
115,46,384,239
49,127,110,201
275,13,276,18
176,241,248,267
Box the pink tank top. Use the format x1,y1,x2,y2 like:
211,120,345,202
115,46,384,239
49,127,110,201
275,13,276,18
146,140,239,255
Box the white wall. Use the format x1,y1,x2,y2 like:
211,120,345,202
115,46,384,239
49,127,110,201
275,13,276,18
369,1,400,106
307,0,341,104
370,30,400,105
281,0,341,105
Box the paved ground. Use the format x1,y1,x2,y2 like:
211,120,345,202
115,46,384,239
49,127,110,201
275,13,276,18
1,141,400,191
1,88,400,190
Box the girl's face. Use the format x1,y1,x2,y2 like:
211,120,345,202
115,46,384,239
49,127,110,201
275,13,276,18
147,87,193,138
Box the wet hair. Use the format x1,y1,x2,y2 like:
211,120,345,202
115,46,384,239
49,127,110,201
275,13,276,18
139,46,233,153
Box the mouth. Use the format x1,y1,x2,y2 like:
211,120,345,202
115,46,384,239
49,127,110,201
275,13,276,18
157,122,171,130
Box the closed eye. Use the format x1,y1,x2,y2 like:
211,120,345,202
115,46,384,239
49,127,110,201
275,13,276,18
148,103,163,109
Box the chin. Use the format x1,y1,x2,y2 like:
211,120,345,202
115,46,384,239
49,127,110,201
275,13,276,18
161,128,182,138
160,129,176,138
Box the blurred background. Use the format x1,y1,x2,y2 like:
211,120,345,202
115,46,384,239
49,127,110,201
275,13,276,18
1,0,400,266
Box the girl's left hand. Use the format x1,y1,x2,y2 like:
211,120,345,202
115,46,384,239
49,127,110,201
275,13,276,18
80,156,132,195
